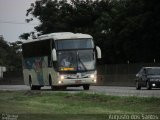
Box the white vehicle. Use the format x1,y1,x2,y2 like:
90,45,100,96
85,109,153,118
22,32,101,90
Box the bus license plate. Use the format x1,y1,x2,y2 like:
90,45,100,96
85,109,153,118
75,80,82,84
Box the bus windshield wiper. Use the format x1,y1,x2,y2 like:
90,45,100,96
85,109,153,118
77,54,87,71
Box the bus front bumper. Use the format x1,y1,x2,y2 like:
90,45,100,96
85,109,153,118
56,78,97,86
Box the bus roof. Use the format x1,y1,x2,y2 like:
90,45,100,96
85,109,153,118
23,32,93,44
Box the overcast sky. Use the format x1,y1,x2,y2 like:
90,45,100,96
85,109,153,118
0,0,39,42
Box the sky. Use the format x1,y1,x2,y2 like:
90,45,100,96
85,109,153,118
0,0,39,42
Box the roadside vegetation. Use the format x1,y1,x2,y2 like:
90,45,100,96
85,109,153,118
1,0,160,69
21,0,160,64
0,36,22,71
0,91,160,120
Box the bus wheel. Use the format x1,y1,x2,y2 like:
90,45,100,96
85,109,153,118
51,86,57,91
59,86,67,91
29,77,40,90
29,79,34,90
83,84,90,90
49,76,54,90
51,86,59,91
36,86,41,90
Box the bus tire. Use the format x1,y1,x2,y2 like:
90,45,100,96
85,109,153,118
29,76,35,90
83,84,90,90
29,76,41,90
51,86,57,91
49,75,53,90
59,86,67,91
36,86,41,90
49,75,52,85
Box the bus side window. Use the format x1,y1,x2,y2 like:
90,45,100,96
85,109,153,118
52,40,55,49
48,39,53,67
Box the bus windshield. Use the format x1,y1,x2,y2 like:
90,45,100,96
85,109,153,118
55,39,94,50
57,50,95,71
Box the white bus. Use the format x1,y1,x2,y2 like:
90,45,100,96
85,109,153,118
22,32,101,90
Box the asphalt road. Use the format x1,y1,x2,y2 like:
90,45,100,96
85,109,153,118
0,85,160,97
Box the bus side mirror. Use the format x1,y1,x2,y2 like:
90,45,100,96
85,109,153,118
52,49,57,61
96,46,101,59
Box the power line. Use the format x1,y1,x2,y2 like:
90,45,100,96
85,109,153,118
0,20,39,26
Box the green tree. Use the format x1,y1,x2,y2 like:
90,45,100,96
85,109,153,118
0,36,22,70
111,0,160,63
0,36,9,65
21,0,160,64
22,0,117,63
8,41,22,70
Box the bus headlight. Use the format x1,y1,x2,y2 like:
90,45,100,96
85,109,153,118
94,79,97,83
58,81,62,84
60,75,64,80
90,74,95,78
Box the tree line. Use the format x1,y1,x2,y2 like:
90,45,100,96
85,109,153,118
0,36,22,71
2,0,160,70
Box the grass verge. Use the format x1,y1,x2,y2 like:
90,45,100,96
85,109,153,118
0,91,160,120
